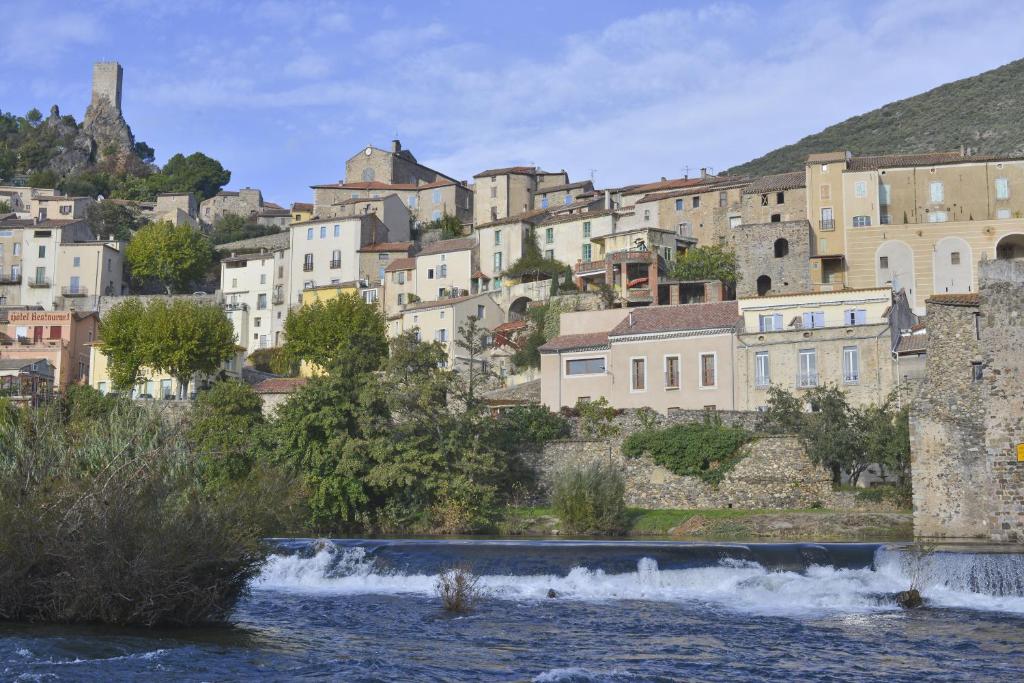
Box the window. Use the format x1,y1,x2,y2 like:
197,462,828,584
489,187,497,199
820,184,831,201
12,243,19,256
582,243,592,262
929,181,944,203
879,183,891,205
759,313,783,332
397,293,405,305
72,256,80,267
259,335,269,349
692,196,700,209
852,215,871,227
431,210,441,220
643,209,650,221
38,245,45,258
545,227,554,244
432,189,441,204
260,273,267,285
631,358,646,392
928,211,948,223
564,195,572,205
844,308,867,325
880,214,892,225
699,353,716,388
253,317,261,328
306,228,313,240
775,191,784,205
477,304,485,319
583,221,591,238
68,276,80,294
951,251,961,265
435,329,448,343
334,225,340,237
770,213,781,223
438,264,447,278
675,198,684,211
754,352,770,387
997,209,1012,219
565,357,605,375
760,194,769,207
408,196,418,208
257,293,267,309
320,226,326,239
98,382,107,395
820,207,834,231
494,229,502,245
362,289,378,304
545,249,554,260
971,362,983,382
397,271,406,284
665,355,680,389
843,346,860,384
330,249,341,268
773,238,789,257
721,191,729,207
995,177,1010,199
801,311,825,329
427,268,435,279
879,256,889,269
798,349,818,388
854,180,867,198
541,196,549,209
493,252,503,271
303,253,313,271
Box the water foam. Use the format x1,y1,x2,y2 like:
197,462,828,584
252,544,1024,617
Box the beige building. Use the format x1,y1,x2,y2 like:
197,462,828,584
288,214,391,305
740,172,808,226
392,292,505,368
312,193,412,239
533,180,594,210
89,342,244,399
414,237,477,301
734,287,898,409
383,256,417,315
345,139,458,187
221,244,291,354
634,179,747,245
358,241,413,288
30,195,94,221
55,237,127,310
539,302,740,413
0,185,59,219
311,180,473,226
473,166,568,225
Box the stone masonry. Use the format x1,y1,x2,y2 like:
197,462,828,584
731,220,811,297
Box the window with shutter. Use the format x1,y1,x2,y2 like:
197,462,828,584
665,356,679,389
631,358,646,391
700,354,716,387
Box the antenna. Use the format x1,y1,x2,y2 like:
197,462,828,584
590,169,597,182
682,165,692,178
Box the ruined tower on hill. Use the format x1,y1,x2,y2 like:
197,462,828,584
82,60,140,174
90,61,123,112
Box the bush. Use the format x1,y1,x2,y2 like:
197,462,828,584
576,397,620,439
493,405,570,448
550,460,626,535
436,565,482,613
622,422,752,485
0,404,272,626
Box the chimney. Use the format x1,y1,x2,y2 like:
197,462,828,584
392,139,401,153
700,167,709,179
660,176,667,182
628,311,634,328
604,190,611,210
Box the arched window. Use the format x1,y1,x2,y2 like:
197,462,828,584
774,238,789,258
756,275,772,296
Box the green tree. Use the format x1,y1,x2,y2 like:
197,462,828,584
98,298,148,390
0,200,10,214
58,171,113,198
504,228,572,290
670,244,739,287
209,213,280,245
86,201,143,241
282,293,387,373
189,380,266,481
26,170,57,188
143,299,237,399
453,315,495,411
423,211,464,239
161,152,230,201
125,221,213,293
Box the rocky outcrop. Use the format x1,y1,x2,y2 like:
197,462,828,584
82,95,143,175
40,106,93,177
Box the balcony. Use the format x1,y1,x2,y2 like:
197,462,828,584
223,302,248,312
272,292,285,305
302,263,313,272
61,286,88,297
574,259,606,275
796,372,819,389
329,259,341,269
0,275,21,285
623,287,653,302
27,277,51,288
820,219,835,232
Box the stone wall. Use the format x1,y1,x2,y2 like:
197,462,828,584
527,435,833,509
564,407,760,442
731,220,811,297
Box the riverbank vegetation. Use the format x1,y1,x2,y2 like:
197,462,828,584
622,418,752,485
550,461,627,535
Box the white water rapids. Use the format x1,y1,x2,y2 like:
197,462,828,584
253,545,1024,617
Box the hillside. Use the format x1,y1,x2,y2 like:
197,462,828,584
727,58,1024,177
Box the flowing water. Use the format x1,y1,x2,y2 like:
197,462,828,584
3,540,1024,681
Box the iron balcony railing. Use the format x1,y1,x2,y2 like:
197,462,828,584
272,292,285,305
843,372,860,384
820,219,835,231
796,372,819,388
61,286,88,297
27,277,51,288
0,275,21,285
302,263,314,272
329,259,341,269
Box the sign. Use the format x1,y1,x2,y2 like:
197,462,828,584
1017,444,1024,463
8,311,72,323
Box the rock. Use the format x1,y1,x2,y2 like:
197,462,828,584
547,589,558,599
894,589,923,609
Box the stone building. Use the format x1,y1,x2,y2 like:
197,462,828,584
732,220,811,297
633,178,747,245
472,166,568,225
740,172,807,226
311,180,472,226
911,259,1024,542
345,140,456,186
199,188,265,226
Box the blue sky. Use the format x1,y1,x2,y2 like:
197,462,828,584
2,0,1022,206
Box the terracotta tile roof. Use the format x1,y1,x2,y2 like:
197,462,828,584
494,320,528,334
263,201,284,210
636,179,750,204
291,202,313,211
473,166,539,178
253,377,308,394
333,195,391,206
418,237,476,255
608,301,739,337
537,209,614,227
472,270,490,279
621,177,716,196
402,292,486,312
738,285,889,301
846,151,964,172
742,171,806,195
474,208,550,230
538,332,610,353
537,180,594,195
384,257,416,272
359,241,412,253
926,292,980,306
895,333,928,355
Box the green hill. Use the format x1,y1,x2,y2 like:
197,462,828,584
727,58,1024,177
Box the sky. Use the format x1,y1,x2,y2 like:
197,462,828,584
2,0,1023,206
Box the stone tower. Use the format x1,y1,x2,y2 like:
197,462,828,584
91,61,123,112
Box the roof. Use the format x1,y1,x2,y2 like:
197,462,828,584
846,151,965,172
418,237,476,256
253,377,308,394
621,176,740,197
291,202,313,212
474,208,551,230
636,180,750,205
215,231,289,252
739,286,891,302
482,379,541,405
493,320,528,334
0,358,49,371
359,241,412,253
608,301,739,337
806,152,849,163
537,180,594,195
538,332,610,353
895,333,928,355
333,195,390,206
537,209,614,227
743,171,806,195
402,292,489,312
926,292,980,307
473,166,540,178
384,257,416,272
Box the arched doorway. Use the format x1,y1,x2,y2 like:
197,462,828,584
933,237,972,294
756,275,772,296
996,233,1024,260
509,296,532,321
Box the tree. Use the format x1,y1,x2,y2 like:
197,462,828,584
0,200,10,214
144,299,238,399
210,213,280,245
26,170,58,189
453,315,496,411
504,228,572,288
189,380,266,481
134,141,156,164
670,244,739,287
282,293,388,374
422,212,464,239
98,298,148,390
125,221,213,293
160,152,230,202
86,201,143,241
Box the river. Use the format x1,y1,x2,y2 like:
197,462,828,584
3,540,1023,681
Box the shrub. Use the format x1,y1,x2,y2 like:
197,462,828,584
436,565,482,613
576,397,620,439
0,404,272,627
493,405,570,448
550,460,626,535
622,422,752,485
